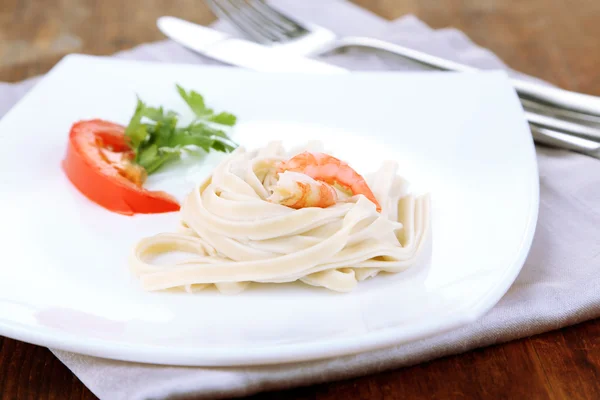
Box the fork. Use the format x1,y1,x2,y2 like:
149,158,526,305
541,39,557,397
205,0,600,134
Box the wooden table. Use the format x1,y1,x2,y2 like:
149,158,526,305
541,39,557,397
1,1,599,398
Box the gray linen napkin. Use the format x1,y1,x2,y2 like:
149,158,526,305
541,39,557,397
2,1,599,399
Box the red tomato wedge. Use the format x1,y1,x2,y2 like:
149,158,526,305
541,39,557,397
62,119,180,216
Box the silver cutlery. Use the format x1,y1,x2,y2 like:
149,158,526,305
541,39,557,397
157,10,600,158
206,0,600,123
158,16,343,73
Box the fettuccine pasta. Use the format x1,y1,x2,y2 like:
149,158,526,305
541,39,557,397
130,142,430,294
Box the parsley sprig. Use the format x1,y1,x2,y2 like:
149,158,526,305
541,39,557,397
124,85,237,174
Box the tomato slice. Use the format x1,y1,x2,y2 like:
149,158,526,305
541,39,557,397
62,119,180,215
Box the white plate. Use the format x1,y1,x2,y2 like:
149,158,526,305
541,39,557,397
0,55,538,366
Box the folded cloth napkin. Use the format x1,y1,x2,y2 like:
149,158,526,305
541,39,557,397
2,0,599,399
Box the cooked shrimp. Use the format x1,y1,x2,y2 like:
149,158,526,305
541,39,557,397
268,171,338,209
277,152,382,212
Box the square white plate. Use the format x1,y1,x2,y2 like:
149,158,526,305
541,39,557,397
0,55,538,366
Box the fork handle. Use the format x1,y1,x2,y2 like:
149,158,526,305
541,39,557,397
530,126,600,159
327,37,600,118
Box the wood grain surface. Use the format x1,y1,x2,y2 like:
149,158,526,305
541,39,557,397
1,0,599,399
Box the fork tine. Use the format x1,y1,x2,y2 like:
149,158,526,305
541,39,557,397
231,0,290,41
206,0,274,43
245,0,308,38
208,0,308,44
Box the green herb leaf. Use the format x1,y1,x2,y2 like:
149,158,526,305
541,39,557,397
208,112,237,126
137,143,158,169
169,130,214,152
176,84,213,117
186,124,235,142
124,99,149,150
153,117,178,148
142,106,165,122
124,85,238,176
212,140,237,153
142,150,181,174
